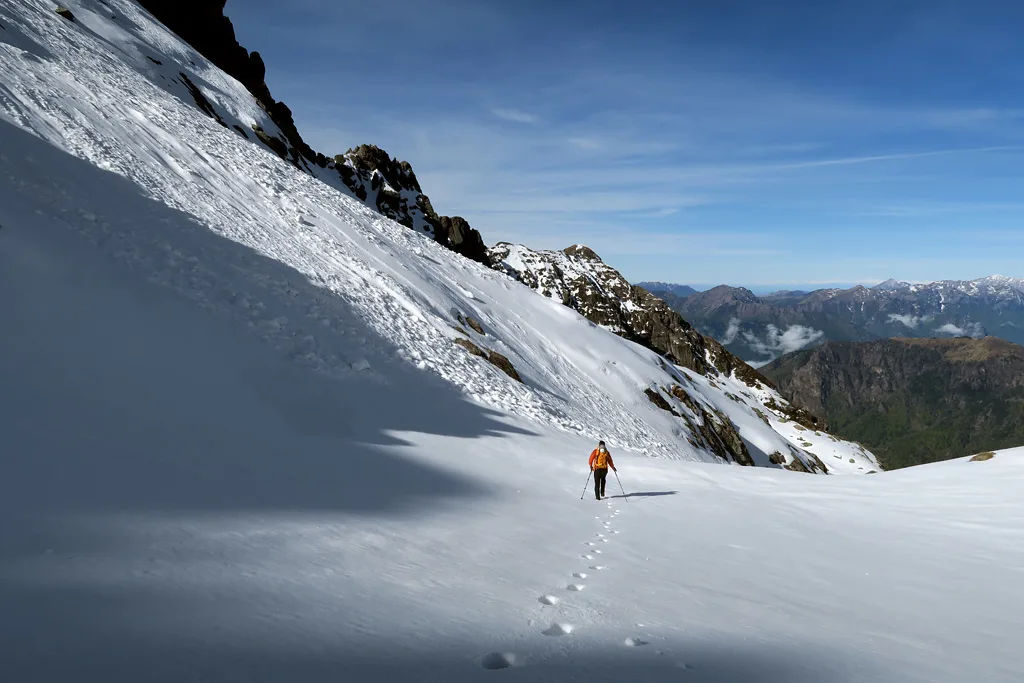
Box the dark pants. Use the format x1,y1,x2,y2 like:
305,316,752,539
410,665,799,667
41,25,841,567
593,468,608,499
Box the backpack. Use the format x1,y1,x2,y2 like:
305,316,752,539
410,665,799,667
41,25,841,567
594,449,608,469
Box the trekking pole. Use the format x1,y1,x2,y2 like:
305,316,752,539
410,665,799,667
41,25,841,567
614,470,629,502
579,469,593,500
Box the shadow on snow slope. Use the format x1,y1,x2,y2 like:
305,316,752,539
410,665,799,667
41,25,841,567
0,118,532,523
0,618,864,683
0,111,880,683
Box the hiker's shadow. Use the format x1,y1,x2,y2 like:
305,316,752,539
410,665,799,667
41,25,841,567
607,491,678,500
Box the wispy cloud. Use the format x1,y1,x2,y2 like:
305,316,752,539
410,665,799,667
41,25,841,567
888,313,932,329
567,137,604,150
769,145,1024,171
935,322,985,338
258,1,1024,286
853,201,1024,218
491,108,539,124
738,324,825,362
644,207,680,218
721,318,742,345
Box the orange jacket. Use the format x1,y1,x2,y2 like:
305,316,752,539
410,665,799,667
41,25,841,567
589,448,615,470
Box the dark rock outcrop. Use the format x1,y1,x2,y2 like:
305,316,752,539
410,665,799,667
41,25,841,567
486,350,522,383
138,2,489,263
761,337,1024,469
464,316,485,336
330,145,488,264
665,385,754,466
488,242,772,388
137,0,321,168
454,338,521,383
454,338,486,358
179,72,226,127
439,216,488,263
644,388,679,415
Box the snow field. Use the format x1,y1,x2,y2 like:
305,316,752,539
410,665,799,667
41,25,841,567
2,2,1023,682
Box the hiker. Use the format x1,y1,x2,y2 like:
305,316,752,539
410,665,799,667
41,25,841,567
588,440,616,500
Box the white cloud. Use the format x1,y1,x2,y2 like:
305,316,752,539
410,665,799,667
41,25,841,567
935,323,966,335
739,323,825,362
491,108,538,124
935,322,985,337
721,317,742,345
888,313,932,329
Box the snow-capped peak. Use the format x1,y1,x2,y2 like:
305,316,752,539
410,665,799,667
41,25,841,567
872,278,911,290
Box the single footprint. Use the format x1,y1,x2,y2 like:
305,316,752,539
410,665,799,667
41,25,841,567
572,572,587,579
542,623,574,637
624,637,650,647
585,542,596,546
582,554,594,560
588,565,607,570
612,530,620,534
596,533,605,538
600,539,609,543
481,652,519,669
593,549,602,554
566,583,585,591
538,595,560,606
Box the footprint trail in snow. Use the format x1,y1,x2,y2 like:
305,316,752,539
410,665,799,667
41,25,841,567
495,500,656,668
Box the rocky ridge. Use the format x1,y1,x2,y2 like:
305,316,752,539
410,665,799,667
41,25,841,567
487,243,768,386
131,0,849,472
136,0,487,264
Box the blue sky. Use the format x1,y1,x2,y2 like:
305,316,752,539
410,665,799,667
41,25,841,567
229,0,1024,289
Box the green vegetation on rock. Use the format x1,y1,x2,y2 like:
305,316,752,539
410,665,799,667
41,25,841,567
761,337,1024,470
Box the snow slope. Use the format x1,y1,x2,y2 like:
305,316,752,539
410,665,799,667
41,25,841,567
4,2,1022,681
0,0,872,471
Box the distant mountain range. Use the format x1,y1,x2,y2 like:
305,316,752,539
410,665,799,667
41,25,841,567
761,337,1024,470
635,282,699,298
644,278,1024,365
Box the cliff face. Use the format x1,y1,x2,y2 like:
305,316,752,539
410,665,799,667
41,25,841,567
761,337,1024,469
136,0,320,167
330,145,488,264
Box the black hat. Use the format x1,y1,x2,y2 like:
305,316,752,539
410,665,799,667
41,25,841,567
598,440,605,445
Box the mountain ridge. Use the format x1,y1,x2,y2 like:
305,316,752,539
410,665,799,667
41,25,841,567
661,276,1024,364
0,0,877,474
135,0,787,407
636,281,699,298
136,0,488,265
